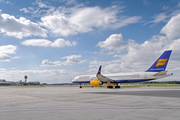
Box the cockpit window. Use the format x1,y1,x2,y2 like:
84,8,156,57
75,76,79,79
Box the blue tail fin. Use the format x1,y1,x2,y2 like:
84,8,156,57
146,50,172,72
97,65,102,75
96,65,102,80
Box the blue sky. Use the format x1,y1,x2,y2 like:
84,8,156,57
0,0,180,83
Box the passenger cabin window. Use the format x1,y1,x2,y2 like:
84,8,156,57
132,74,140,78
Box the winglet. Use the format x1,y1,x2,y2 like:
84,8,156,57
97,65,102,74
96,65,102,80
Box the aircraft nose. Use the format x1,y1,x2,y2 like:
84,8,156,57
72,78,77,83
72,76,80,83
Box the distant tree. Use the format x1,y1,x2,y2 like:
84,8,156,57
141,81,180,84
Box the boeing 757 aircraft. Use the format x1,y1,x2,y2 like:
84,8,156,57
72,50,173,88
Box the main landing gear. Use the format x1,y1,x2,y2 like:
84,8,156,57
107,86,120,88
107,86,113,89
107,83,121,89
79,83,82,88
115,86,120,88
115,83,120,88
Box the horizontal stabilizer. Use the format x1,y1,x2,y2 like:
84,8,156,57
153,71,167,76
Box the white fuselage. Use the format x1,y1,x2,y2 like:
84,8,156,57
72,71,172,84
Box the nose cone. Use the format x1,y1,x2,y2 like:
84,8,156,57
72,76,79,83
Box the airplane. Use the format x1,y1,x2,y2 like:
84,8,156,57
72,50,173,88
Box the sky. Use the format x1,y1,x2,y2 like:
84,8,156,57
0,0,180,83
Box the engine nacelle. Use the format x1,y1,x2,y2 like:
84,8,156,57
90,80,103,86
105,83,114,87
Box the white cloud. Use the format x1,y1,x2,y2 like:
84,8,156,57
113,16,141,29
0,45,16,54
113,54,122,58
97,33,128,51
165,39,180,61
0,54,11,61
19,6,55,18
0,0,13,5
19,0,56,17
88,59,122,74
40,5,141,36
151,13,169,23
148,10,180,27
22,39,77,47
34,0,48,8
65,0,77,5
0,45,17,61
62,55,81,63
19,1,141,37
70,6,117,28
19,8,30,13
0,10,47,39
40,12,91,36
178,2,180,7
42,60,63,67
161,13,180,39
103,63,135,73
42,55,85,67
13,56,21,59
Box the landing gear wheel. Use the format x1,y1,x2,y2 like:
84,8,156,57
115,86,120,88
107,86,113,89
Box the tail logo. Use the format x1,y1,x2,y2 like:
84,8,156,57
156,58,168,67
97,70,101,74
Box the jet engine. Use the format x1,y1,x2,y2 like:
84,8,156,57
90,80,103,86
105,83,114,87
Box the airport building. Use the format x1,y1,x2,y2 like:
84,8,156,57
0,79,40,86
0,79,10,86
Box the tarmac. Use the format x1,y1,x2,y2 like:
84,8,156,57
0,86,180,120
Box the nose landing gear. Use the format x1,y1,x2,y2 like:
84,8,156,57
79,83,82,88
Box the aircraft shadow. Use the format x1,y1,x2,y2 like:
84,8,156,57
84,90,180,98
